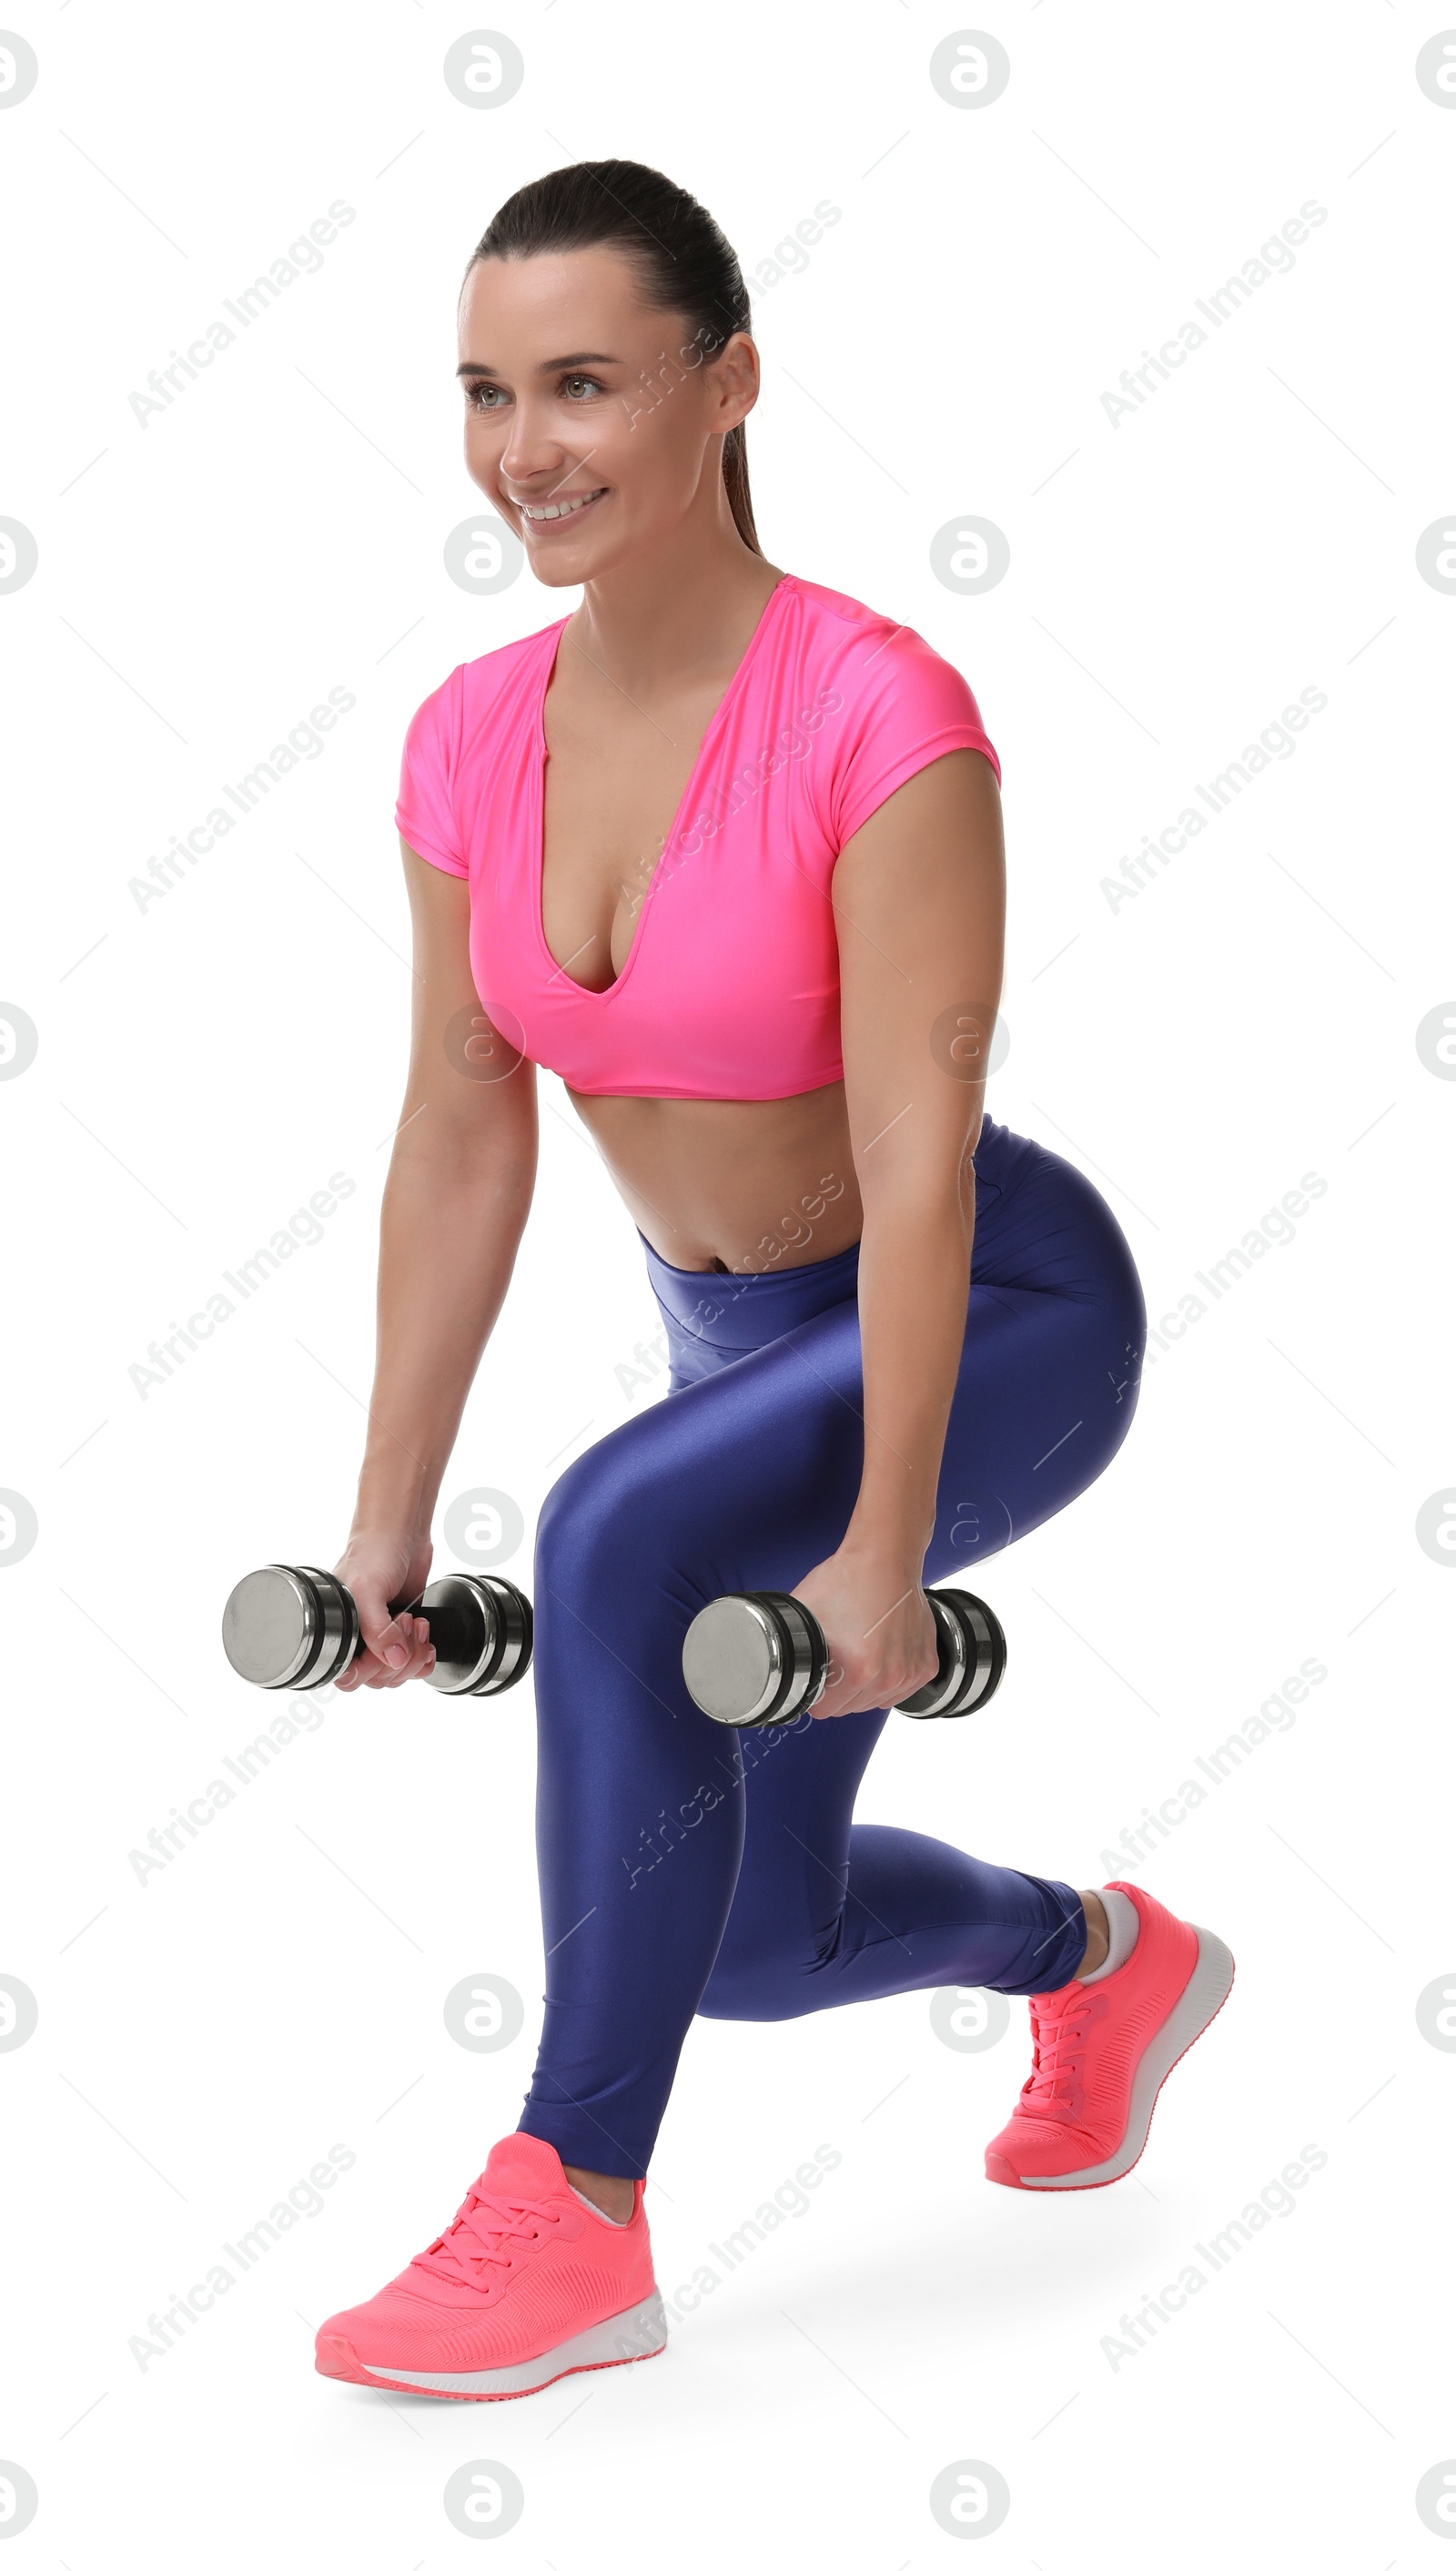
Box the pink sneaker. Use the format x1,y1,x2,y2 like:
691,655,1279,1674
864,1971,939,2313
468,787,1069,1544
984,1880,1234,2191
315,2132,666,2400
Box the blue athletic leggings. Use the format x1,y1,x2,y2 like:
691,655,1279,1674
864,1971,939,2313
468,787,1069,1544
516,1116,1147,2179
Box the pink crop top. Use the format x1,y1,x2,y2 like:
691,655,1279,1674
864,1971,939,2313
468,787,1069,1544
395,571,1000,1101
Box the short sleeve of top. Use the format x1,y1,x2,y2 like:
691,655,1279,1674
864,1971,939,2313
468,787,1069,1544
823,619,1002,852
395,663,468,876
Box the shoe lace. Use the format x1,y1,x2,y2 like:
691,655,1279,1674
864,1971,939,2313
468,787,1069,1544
1020,1989,1093,2113
411,2182,567,2287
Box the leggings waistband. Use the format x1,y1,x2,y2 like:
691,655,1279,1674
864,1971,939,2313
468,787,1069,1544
640,1228,861,1354
640,1115,1028,1360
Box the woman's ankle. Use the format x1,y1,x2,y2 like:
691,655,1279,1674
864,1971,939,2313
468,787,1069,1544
562,2163,635,2223
1072,1888,1109,1979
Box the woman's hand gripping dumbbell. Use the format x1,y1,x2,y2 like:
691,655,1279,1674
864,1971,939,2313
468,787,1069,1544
221,1547,532,1697
681,1584,1006,1728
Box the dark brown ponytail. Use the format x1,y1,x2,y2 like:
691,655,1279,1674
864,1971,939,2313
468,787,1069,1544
469,159,763,555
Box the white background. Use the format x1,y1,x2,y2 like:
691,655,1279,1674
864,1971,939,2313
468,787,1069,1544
2,0,1453,2561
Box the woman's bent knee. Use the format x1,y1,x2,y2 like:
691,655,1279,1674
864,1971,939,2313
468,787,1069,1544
535,1413,692,1609
696,1941,827,2025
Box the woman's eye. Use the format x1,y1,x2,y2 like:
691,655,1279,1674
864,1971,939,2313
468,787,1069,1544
466,374,603,410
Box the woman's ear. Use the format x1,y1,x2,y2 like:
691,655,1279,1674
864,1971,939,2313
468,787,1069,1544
707,330,761,434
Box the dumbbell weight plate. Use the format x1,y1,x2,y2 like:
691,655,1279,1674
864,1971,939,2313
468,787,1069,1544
897,1589,1006,1719
415,1574,532,1696
296,1565,361,1689
680,1591,827,1728
220,1564,360,1691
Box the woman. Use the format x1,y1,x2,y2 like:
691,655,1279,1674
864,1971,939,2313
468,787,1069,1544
312,160,1233,2404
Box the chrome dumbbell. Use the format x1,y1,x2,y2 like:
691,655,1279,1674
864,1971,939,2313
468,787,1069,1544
681,1585,1006,1729
221,1563,532,1697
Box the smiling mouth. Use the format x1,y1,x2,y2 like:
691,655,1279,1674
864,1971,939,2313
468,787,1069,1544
517,486,609,524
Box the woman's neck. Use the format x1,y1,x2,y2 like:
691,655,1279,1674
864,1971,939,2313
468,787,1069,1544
567,509,784,702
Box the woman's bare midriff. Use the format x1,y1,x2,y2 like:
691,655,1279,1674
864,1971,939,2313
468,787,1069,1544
568,1079,865,1274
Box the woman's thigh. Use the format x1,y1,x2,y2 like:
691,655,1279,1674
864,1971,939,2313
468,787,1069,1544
699,1139,1147,1981
930,1131,1147,1572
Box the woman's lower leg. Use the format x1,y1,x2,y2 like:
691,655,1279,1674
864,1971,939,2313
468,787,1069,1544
559,1886,1109,2212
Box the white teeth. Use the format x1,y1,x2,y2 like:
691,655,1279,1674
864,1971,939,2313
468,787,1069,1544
521,488,605,521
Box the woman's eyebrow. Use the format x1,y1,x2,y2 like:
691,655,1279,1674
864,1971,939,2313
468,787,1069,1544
456,350,621,378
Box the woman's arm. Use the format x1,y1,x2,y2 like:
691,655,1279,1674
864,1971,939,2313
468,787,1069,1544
792,747,1006,1716
334,840,539,1689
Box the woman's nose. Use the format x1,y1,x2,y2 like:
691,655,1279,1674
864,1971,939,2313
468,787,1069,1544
498,403,571,491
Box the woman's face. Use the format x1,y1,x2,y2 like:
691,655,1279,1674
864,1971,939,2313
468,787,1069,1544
457,244,757,583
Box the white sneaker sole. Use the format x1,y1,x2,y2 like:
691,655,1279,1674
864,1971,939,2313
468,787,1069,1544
338,2288,669,2399
1014,1925,1236,2190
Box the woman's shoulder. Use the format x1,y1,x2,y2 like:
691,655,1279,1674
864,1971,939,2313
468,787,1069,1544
777,572,1002,820
783,572,979,699
784,571,900,633
787,572,993,745
403,613,567,750
396,614,567,869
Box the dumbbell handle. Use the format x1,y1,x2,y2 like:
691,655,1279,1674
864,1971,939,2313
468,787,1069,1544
681,1584,1006,1728
221,1564,532,1696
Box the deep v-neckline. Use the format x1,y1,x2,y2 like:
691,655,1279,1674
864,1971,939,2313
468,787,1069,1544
531,574,793,1001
